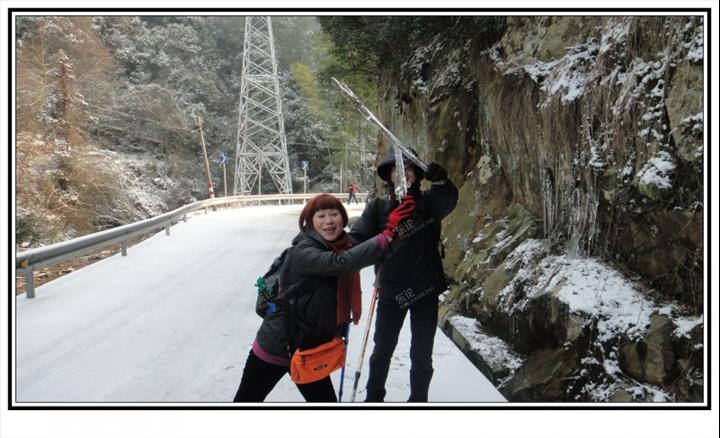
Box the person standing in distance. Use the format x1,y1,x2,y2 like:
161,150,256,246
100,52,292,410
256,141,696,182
349,149,458,402
347,181,359,204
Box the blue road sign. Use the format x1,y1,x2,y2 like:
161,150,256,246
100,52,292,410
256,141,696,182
218,153,229,165
301,160,309,171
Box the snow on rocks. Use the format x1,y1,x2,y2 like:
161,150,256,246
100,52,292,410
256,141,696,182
521,39,600,108
499,239,656,343
613,59,667,115
471,233,486,244
683,24,704,63
402,35,444,95
675,111,704,136
636,150,676,190
658,304,704,339
549,257,654,342
448,315,524,375
503,238,547,272
599,17,632,55
589,142,609,169
456,234,701,402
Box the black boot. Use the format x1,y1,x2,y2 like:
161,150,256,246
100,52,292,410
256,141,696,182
407,366,433,402
364,353,391,402
364,387,387,402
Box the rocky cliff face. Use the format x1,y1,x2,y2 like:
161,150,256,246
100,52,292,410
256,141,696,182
378,16,704,402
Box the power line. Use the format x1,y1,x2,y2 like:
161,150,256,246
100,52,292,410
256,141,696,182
288,142,376,154
83,101,194,134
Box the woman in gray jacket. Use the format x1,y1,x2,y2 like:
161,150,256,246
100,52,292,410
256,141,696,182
233,193,415,402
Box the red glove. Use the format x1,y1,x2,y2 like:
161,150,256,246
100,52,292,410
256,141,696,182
382,195,416,238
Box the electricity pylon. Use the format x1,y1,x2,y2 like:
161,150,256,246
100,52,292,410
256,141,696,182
234,16,292,195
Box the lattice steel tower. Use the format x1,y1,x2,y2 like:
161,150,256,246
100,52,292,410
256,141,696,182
234,16,292,195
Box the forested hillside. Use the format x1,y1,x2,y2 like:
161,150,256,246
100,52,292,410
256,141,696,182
16,16,377,245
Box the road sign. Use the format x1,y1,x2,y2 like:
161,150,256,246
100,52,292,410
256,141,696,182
218,153,229,165
301,160,308,171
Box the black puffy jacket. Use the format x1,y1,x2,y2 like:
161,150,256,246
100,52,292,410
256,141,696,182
254,229,385,357
349,180,458,306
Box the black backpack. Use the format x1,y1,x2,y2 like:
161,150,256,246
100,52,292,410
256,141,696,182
255,247,334,350
254,248,290,318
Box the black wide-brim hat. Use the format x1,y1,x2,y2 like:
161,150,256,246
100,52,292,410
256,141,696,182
377,147,425,183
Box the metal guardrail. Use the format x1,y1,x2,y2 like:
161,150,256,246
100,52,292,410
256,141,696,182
15,192,367,298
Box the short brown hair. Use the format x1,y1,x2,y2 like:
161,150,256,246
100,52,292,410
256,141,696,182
298,194,348,231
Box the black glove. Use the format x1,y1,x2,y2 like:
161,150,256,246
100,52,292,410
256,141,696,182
425,162,448,182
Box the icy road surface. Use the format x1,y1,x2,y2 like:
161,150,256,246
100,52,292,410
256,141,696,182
15,204,505,404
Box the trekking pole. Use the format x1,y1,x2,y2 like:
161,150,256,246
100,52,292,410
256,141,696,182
350,283,380,402
338,322,350,401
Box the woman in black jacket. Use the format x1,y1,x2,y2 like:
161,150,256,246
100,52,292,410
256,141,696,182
233,193,415,402
349,151,458,402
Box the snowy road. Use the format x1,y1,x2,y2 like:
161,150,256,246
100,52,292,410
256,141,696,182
15,204,505,404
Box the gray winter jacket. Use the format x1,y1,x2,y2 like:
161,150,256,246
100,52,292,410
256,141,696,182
254,229,385,358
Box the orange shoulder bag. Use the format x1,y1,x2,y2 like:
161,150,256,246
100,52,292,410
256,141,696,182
290,337,347,384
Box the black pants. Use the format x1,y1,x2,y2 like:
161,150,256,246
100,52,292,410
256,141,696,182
348,193,358,204
233,350,337,402
365,296,438,402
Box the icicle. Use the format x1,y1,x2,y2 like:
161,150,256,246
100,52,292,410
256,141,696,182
542,166,555,256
